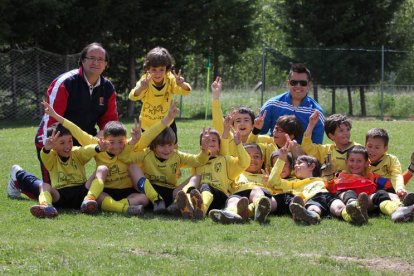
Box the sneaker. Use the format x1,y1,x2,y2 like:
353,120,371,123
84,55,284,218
153,199,167,215
176,191,194,219
209,209,243,224
391,205,414,222
402,192,414,207
190,189,204,220
346,201,367,225
289,203,320,225
80,199,99,214
7,165,22,199
30,204,58,218
127,205,144,216
237,197,250,222
291,195,305,207
166,202,181,217
357,192,369,222
254,196,271,224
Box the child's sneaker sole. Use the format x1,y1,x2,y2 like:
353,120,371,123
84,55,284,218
190,189,204,220
289,203,320,225
30,205,58,218
80,199,99,214
254,197,271,224
237,197,250,222
346,201,367,225
176,191,194,219
357,192,369,222
209,209,243,224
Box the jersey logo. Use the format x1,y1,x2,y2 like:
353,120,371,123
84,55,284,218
214,163,222,173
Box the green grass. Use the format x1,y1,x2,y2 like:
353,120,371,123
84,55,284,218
1,119,414,274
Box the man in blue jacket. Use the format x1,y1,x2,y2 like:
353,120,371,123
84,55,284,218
259,63,325,144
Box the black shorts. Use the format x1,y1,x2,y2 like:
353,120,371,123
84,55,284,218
54,185,88,209
233,188,272,199
200,184,228,211
305,192,338,217
152,184,175,206
272,193,295,215
103,188,138,201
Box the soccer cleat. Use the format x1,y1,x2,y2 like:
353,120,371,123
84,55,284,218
7,165,22,199
209,209,243,224
346,201,367,225
176,190,194,219
291,195,305,207
391,205,414,223
166,202,181,217
357,192,369,222
237,197,250,222
127,205,144,216
153,199,167,215
254,196,271,224
30,204,58,218
80,199,99,214
402,192,414,207
190,189,204,220
289,203,320,225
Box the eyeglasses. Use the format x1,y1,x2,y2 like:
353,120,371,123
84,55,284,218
84,56,106,63
289,79,308,87
274,126,285,133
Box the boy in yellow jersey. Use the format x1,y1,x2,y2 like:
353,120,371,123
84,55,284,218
42,101,178,216
119,127,211,215
247,113,304,170
210,76,269,156
176,115,251,220
302,111,359,172
27,123,105,218
269,148,365,225
209,143,274,224
129,47,191,143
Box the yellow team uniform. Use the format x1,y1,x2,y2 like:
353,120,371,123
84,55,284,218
129,71,191,130
368,153,404,192
41,144,98,189
301,134,359,172
62,119,165,189
194,142,251,196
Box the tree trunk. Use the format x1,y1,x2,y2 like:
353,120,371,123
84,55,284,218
127,47,138,118
347,86,353,116
331,87,336,114
359,86,366,117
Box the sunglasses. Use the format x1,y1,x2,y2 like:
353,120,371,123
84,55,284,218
289,79,308,87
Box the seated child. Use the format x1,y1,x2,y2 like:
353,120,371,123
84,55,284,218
302,111,359,172
209,143,274,224
175,116,251,220
19,124,105,218
119,127,211,215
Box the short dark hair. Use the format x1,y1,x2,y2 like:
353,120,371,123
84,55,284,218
144,47,173,71
365,128,389,147
78,42,108,67
270,149,293,168
244,143,263,158
324,114,352,137
199,128,221,146
288,63,311,80
296,155,321,177
232,106,255,125
150,127,176,150
275,115,303,140
46,123,71,138
103,121,127,138
347,145,368,161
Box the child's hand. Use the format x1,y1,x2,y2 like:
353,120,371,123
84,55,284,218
200,128,211,152
140,73,151,90
261,168,270,186
278,144,289,162
321,152,335,181
397,189,407,200
172,69,185,86
253,110,266,130
163,101,179,125
98,138,110,152
130,119,141,145
233,128,241,145
44,129,60,151
309,110,320,127
222,114,233,139
211,76,222,99
42,101,63,123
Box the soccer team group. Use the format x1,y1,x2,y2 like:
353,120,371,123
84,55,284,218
6,45,414,225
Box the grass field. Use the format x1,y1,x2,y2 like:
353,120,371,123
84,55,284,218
1,119,414,275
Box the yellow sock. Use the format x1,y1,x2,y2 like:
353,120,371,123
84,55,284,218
101,196,128,213
85,178,104,200
379,200,400,216
119,198,129,205
201,191,214,214
143,179,161,203
39,191,52,205
341,208,352,222
248,203,255,217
